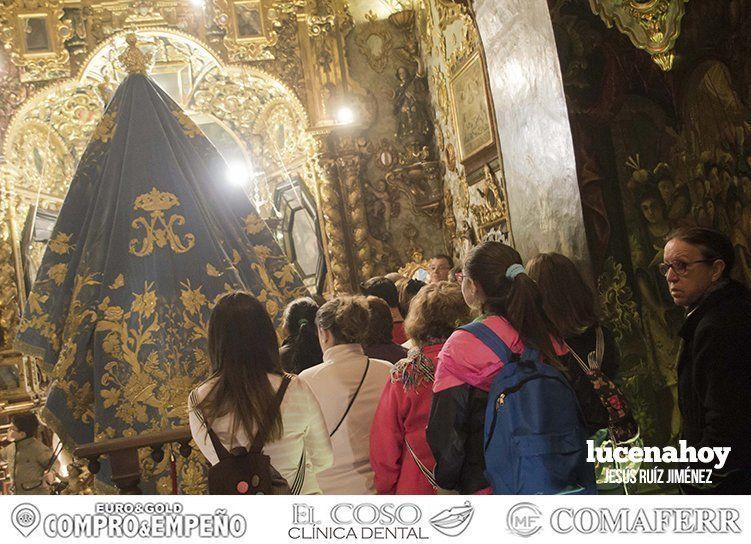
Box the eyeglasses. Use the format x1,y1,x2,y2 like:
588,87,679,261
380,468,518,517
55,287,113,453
658,259,715,276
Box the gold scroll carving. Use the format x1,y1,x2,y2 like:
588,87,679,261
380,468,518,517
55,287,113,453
589,0,689,71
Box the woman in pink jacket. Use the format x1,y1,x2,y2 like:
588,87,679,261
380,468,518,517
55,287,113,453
370,282,470,494
426,242,569,494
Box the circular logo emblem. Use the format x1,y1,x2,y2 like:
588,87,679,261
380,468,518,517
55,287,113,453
506,502,542,537
12,503,41,537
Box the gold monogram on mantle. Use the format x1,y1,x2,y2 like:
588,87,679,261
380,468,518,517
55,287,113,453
129,188,196,257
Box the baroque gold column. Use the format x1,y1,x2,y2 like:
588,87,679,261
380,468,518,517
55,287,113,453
0,164,22,349
334,141,374,283
315,135,354,294
314,130,374,294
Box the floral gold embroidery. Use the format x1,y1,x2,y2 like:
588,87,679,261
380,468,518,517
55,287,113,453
47,263,68,286
206,264,222,277
49,232,74,255
172,110,202,138
109,274,125,289
244,214,266,235
92,110,117,143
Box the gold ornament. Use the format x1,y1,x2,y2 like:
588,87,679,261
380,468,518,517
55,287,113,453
118,33,152,74
589,0,689,71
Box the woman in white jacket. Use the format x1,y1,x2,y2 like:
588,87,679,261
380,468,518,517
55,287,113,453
299,296,392,494
188,292,332,494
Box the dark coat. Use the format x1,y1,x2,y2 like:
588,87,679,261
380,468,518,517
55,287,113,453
426,385,489,494
677,280,751,493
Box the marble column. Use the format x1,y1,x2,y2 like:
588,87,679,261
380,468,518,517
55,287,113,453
473,0,590,271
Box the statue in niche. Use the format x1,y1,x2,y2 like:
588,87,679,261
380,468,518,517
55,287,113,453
393,66,431,145
364,176,400,240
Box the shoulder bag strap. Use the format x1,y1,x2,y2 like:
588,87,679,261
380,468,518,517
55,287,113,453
330,359,370,438
405,439,438,489
207,427,232,461
592,326,604,370
458,322,514,362
191,389,233,461
564,341,591,374
290,449,306,495
250,374,292,453
565,327,604,374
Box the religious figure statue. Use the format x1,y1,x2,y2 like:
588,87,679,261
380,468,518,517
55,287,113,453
393,66,431,145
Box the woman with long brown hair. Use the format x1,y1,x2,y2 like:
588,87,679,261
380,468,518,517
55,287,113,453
188,292,332,494
426,242,570,494
526,252,620,434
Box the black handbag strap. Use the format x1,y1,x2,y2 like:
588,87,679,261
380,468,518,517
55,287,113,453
330,359,370,438
205,374,292,460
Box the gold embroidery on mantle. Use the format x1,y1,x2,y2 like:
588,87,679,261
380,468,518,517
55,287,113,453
129,188,196,257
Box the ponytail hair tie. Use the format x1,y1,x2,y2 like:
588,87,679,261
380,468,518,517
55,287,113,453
505,263,525,281
298,318,309,327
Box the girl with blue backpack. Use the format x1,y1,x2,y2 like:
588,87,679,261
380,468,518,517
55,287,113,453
426,242,596,494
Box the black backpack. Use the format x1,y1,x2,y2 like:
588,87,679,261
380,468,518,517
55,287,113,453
205,375,305,494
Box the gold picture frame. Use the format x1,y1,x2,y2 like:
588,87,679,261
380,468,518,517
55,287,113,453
448,52,496,173
18,14,53,55
232,1,266,41
0,1,71,82
212,0,279,61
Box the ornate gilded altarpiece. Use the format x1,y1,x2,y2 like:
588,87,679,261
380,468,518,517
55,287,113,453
0,2,386,443
1,0,438,371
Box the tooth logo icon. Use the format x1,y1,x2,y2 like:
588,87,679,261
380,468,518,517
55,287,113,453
430,501,474,537
12,503,41,537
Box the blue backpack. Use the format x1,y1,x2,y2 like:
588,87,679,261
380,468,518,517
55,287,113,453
460,322,596,495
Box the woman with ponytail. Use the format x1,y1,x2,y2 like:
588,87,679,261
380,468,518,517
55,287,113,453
280,298,323,374
426,242,569,494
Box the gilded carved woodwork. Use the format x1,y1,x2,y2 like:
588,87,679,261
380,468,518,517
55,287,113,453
315,145,352,294
354,11,393,73
0,0,71,82
261,10,307,103
470,164,510,238
0,1,438,327
0,188,21,349
211,0,280,61
589,0,689,71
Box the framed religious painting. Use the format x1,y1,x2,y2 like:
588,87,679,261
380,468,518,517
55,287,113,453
232,2,265,40
19,14,53,54
0,1,71,82
212,0,280,61
448,52,497,174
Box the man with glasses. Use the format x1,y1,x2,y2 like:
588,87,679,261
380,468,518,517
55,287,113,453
428,254,454,284
662,227,751,494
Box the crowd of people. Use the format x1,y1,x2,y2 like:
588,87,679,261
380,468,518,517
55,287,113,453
178,228,748,495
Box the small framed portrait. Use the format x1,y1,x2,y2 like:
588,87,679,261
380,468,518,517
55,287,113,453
19,14,52,54
233,2,265,40
449,52,497,172
0,355,25,401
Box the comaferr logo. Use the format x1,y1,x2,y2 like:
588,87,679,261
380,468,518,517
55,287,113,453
429,501,475,537
551,508,742,534
506,502,542,537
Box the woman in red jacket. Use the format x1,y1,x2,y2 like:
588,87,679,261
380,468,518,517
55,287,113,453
370,281,470,494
